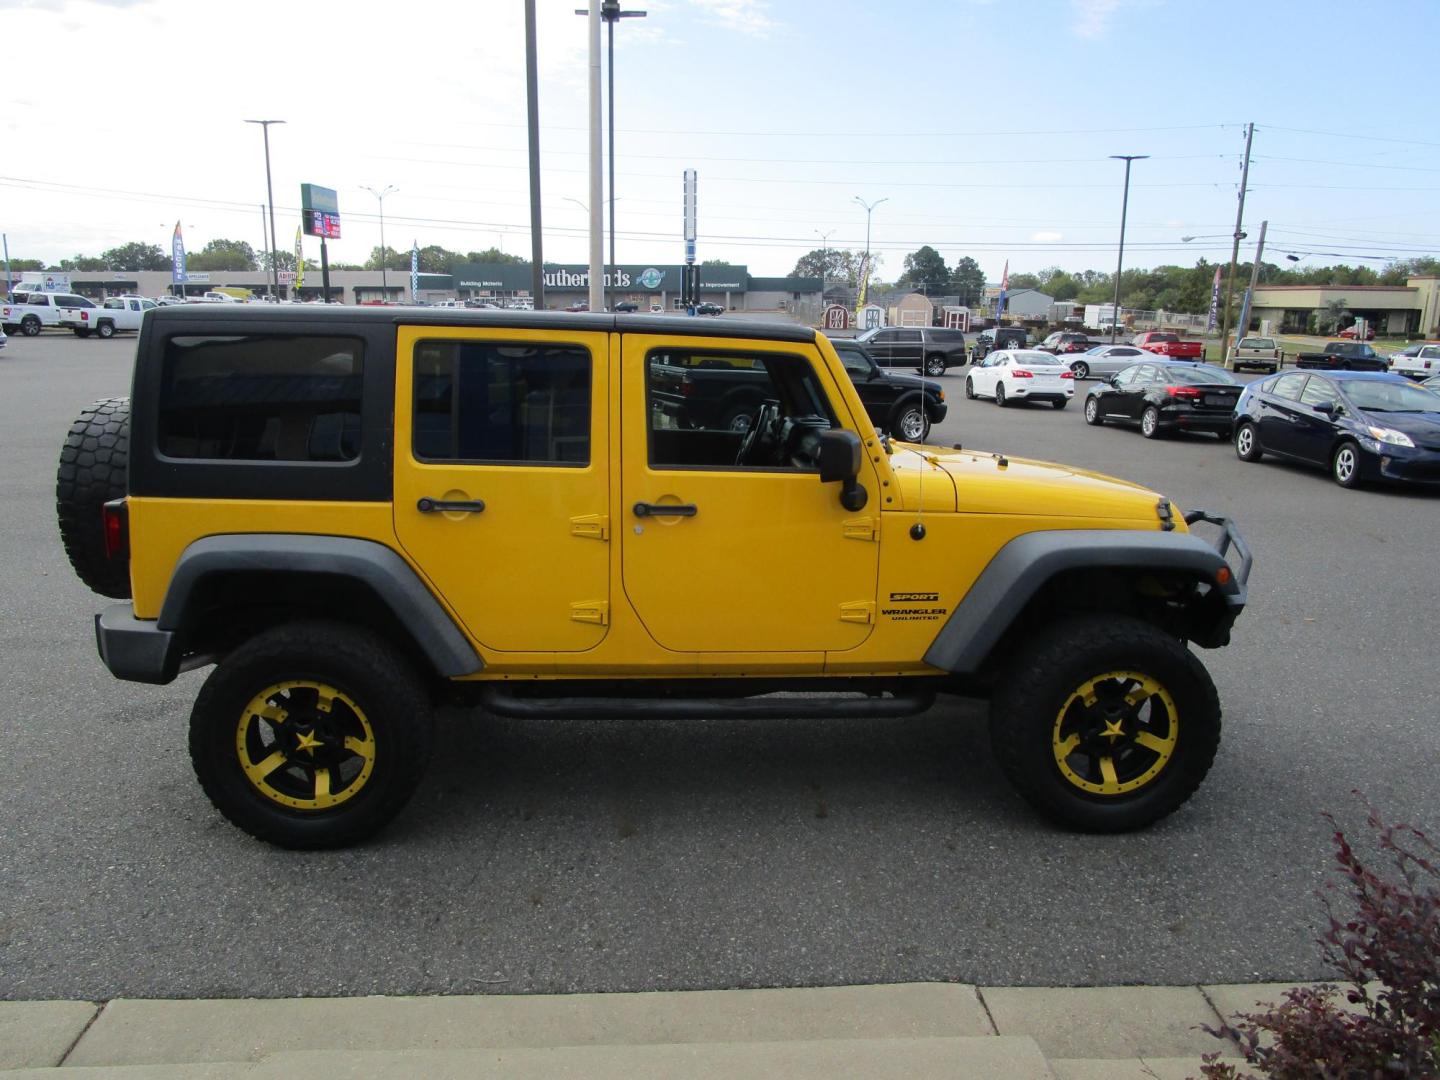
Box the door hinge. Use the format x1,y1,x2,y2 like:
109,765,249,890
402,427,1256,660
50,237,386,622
843,516,879,541
839,601,875,624
570,600,610,626
570,514,610,541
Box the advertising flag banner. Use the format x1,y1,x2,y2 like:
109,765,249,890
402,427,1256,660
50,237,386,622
294,227,305,291
171,222,188,283
1207,267,1221,332
996,259,1009,317
411,241,419,300
854,253,871,322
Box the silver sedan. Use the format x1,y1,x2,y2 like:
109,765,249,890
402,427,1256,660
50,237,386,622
1066,343,1150,380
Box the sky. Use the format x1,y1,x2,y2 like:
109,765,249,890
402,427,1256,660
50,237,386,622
4,0,1439,284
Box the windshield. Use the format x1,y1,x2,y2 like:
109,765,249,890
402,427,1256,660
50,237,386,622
1168,364,1239,385
1238,338,1275,349
830,343,874,376
1012,351,1064,366
1339,380,1440,413
1149,333,1178,342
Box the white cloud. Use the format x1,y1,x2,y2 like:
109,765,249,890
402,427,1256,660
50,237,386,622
689,0,779,37
1070,0,1124,38
1032,231,1064,243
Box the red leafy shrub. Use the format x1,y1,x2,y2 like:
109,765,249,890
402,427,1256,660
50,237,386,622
1200,798,1440,1079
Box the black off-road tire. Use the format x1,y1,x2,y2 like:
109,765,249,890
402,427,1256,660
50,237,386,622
56,397,131,599
988,615,1221,833
189,621,435,849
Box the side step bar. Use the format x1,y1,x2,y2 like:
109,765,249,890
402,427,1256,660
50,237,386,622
475,686,937,721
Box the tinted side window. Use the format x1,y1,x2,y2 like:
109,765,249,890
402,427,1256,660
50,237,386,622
412,340,590,465
158,334,364,462
896,330,922,343
930,330,964,343
1271,373,1308,401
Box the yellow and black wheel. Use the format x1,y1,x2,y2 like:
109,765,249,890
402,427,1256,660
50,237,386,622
188,621,433,848
988,615,1221,832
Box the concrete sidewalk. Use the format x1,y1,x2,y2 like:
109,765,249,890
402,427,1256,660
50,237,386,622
0,981,1300,1077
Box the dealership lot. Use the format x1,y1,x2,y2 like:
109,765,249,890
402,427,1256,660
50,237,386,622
2,332,1438,1001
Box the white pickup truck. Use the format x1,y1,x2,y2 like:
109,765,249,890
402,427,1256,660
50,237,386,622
59,295,157,338
1,290,98,336
1388,342,1440,380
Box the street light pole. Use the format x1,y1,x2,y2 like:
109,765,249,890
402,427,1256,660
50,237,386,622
852,196,887,307
362,185,398,299
815,228,834,295
244,120,285,298
1109,155,1148,344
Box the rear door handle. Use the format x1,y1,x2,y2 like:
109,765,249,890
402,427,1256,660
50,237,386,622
633,501,697,518
417,497,486,514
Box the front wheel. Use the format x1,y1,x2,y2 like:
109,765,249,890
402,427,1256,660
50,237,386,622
1331,440,1362,488
989,615,1221,832
189,622,435,849
892,403,929,443
1084,397,1103,426
1071,361,1090,379
924,356,946,377
1140,405,1161,438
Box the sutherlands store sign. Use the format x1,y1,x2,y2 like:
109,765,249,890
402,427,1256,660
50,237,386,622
453,263,749,293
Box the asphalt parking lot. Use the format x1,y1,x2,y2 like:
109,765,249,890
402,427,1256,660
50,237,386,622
3,331,1438,1001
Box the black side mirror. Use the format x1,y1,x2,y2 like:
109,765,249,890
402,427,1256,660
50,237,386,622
818,429,861,483
1313,400,1336,416
818,429,868,511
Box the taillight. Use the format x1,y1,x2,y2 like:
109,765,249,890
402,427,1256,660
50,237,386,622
81,311,90,321
1060,371,1076,379
102,498,128,559
1012,369,1035,379
1167,385,1203,400
680,375,693,397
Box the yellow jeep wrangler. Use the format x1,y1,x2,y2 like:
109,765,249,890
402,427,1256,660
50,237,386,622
56,307,1250,848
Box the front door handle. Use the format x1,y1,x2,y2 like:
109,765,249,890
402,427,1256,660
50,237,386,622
417,497,486,514
633,501,697,518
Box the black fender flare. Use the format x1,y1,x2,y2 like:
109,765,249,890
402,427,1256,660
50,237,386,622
923,529,1245,674
158,534,483,678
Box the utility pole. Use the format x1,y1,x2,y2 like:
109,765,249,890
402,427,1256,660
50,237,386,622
586,3,603,312
1219,122,1255,359
525,0,545,307
1231,219,1268,366
1109,155,1148,344
815,228,834,295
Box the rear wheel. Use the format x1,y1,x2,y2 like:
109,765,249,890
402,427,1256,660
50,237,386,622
97,320,116,339
1234,421,1262,461
1140,405,1161,438
924,355,947,377
989,615,1221,832
73,328,92,338
964,377,976,400
1053,398,1068,410
189,621,434,849
995,383,1009,407
1071,361,1090,379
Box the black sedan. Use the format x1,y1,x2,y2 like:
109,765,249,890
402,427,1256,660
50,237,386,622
694,301,724,316
1082,361,1242,438
827,337,947,442
1232,370,1440,488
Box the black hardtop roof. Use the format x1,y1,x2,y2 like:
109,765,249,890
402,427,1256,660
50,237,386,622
147,303,818,344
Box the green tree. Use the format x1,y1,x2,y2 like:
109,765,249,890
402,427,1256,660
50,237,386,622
6,258,44,272
949,256,986,306
365,246,410,271
187,239,257,272
259,249,297,272
1318,298,1350,335
897,245,949,292
414,245,464,274
464,248,523,265
1006,271,1041,291
59,254,108,271
790,247,860,285
100,242,170,272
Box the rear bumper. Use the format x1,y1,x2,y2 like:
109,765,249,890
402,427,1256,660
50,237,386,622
95,603,182,685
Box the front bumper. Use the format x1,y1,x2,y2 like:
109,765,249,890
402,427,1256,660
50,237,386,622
1362,442,1440,486
95,603,182,684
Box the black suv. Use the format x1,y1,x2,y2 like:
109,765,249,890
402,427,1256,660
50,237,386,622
853,326,969,376
828,337,947,441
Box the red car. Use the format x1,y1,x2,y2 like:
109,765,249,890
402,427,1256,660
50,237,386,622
1132,331,1204,361
1338,323,1376,340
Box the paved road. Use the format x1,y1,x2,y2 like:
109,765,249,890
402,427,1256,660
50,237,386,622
3,333,1437,1000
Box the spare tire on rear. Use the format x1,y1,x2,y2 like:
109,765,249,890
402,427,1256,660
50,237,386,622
56,397,131,599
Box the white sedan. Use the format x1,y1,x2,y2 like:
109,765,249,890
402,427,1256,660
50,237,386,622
1067,343,1150,380
964,349,1076,409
